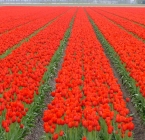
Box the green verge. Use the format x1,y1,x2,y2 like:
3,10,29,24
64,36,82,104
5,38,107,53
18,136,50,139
87,13,145,122
95,11,145,44
0,10,69,59
0,17,39,36
97,9,145,29
0,13,76,140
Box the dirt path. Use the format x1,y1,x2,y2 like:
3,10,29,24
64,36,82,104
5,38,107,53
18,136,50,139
106,54,145,140
86,12,145,139
25,35,67,140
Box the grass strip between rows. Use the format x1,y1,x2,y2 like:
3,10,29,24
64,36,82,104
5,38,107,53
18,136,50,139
0,10,69,59
97,9,145,28
95,11,145,44
25,15,75,140
0,12,76,140
0,16,40,36
87,12,145,123
23,13,76,140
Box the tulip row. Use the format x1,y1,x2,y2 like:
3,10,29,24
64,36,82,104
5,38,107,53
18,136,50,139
0,7,54,34
86,8,145,121
0,7,44,24
95,7,145,26
0,7,70,57
42,8,134,140
0,8,76,140
92,8,145,41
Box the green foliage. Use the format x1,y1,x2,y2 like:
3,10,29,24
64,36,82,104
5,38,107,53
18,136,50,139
88,13,145,123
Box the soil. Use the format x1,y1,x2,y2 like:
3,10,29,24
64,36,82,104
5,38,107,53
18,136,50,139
102,46,145,140
88,9,145,140
25,47,65,140
24,41,145,140
25,13,145,140
24,47,145,140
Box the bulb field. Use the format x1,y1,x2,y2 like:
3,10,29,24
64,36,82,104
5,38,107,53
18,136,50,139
0,6,145,140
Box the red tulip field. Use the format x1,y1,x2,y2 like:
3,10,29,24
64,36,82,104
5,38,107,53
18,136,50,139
0,6,145,140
